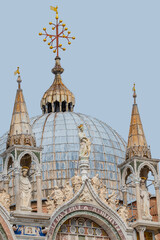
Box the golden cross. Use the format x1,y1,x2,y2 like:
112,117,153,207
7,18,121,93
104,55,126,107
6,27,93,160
39,6,75,57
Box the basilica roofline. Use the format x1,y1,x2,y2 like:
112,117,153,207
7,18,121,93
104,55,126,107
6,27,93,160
118,156,160,169
0,145,43,158
131,220,160,232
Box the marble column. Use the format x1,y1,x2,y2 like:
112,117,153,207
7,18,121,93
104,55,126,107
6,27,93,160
136,226,146,240
155,183,160,222
3,174,9,193
14,168,20,211
36,172,42,213
121,185,127,206
135,179,142,220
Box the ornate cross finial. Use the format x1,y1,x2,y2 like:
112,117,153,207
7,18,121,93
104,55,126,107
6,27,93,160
39,6,75,57
132,83,137,104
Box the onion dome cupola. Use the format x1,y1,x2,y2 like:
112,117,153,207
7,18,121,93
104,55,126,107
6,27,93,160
39,6,76,114
125,84,151,160
41,56,75,114
7,69,36,149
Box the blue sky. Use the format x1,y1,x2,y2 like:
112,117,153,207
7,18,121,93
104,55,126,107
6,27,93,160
0,0,160,158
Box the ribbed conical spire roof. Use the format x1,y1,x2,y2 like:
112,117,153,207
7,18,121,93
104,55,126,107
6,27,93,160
125,85,151,160
7,74,36,149
41,56,75,114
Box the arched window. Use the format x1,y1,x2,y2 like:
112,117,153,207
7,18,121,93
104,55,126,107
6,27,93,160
68,102,72,112
54,101,60,112
62,101,66,112
56,217,111,240
47,103,52,113
42,105,46,114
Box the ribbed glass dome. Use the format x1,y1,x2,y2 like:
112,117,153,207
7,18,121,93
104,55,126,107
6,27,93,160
0,112,126,197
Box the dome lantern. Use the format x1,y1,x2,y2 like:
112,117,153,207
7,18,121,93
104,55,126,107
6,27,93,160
40,56,75,114
39,5,76,114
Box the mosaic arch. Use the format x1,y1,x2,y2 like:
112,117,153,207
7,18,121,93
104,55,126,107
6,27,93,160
0,205,15,240
56,217,111,240
48,205,126,240
0,224,7,240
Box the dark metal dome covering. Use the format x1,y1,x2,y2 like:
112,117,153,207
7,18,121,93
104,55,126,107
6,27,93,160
0,112,126,197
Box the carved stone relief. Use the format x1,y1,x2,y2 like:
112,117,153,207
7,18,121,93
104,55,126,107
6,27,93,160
0,189,11,212
117,205,129,222
91,174,100,193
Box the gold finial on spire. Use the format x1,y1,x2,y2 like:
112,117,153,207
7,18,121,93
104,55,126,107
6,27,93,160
14,67,22,89
132,83,137,104
50,6,58,19
39,6,75,57
14,67,20,76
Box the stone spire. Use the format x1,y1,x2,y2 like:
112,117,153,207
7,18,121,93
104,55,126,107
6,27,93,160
6,74,36,149
41,56,75,114
125,84,151,160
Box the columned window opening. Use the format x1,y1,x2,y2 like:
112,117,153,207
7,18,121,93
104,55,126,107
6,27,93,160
62,101,66,112
54,101,60,112
68,102,72,112
47,103,52,113
42,105,46,114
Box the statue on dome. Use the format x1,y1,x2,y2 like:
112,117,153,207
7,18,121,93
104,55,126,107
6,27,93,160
107,190,119,211
19,167,32,211
71,171,82,193
0,189,11,212
63,181,73,202
91,174,100,193
140,178,152,220
78,124,91,159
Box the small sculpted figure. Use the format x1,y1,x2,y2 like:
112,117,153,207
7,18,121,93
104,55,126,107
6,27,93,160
0,189,11,212
71,171,82,193
63,181,73,202
46,196,55,214
78,124,91,158
118,205,129,222
91,174,100,193
99,181,107,203
79,188,93,202
107,190,119,211
20,167,32,211
53,186,64,207
140,178,152,220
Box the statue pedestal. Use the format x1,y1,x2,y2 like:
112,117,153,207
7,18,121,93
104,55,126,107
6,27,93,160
20,206,32,212
79,156,89,181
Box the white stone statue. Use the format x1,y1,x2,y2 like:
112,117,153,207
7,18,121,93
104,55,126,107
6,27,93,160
71,171,82,193
52,185,64,208
99,181,107,203
79,188,93,202
118,205,129,222
46,196,55,214
140,179,152,220
46,185,64,213
20,167,32,211
0,189,11,212
63,181,73,202
107,190,119,211
91,174,100,193
78,124,91,158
